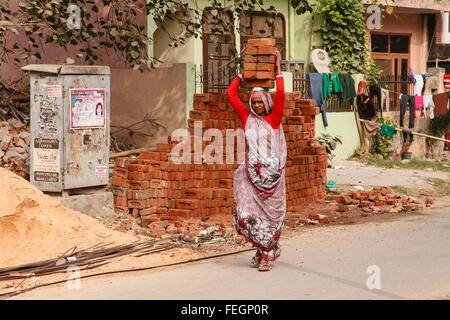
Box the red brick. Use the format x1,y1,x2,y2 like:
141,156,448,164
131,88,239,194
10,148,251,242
256,63,276,72
128,180,150,190
256,71,276,79
244,62,257,71
245,46,258,55
247,38,276,47
111,175,122,187
139,151,160,161
156,143,172,153
114,206,129,214
127,199,147,209
176,199,198,210
113,167,128,178
194,93,211,102
258,55,277,63
257,45,278,55
243,70,257,79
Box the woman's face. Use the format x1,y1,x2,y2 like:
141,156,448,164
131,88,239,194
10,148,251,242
251,96,266,117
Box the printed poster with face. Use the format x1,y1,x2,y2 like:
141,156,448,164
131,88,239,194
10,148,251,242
70,89,106,129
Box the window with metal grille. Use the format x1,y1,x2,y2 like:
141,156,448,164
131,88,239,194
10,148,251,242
202,8,237,93
240,11,287,60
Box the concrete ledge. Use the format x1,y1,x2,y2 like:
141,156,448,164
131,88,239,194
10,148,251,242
53,191,116,219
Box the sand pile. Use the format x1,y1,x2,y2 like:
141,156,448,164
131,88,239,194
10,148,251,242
0,168,139,267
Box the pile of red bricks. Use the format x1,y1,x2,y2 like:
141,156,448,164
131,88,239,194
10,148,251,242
243,38,278,88
110,91,327,237
327,186,432,213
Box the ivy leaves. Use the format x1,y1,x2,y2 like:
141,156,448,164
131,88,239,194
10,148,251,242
0,0,278,72
314,0,382,82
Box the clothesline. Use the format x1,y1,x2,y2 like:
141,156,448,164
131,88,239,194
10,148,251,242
359,119,450,143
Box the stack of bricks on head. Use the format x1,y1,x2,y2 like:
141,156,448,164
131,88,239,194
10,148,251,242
110,79,327,238
243,38,278,88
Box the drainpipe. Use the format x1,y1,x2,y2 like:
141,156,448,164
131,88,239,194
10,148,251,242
289,2,295,60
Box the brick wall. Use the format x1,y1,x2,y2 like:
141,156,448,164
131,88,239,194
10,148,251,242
110,91,327,229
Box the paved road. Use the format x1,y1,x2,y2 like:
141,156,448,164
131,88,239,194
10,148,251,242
14,202,450,300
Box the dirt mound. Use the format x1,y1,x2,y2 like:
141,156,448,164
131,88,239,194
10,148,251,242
0,168,138,267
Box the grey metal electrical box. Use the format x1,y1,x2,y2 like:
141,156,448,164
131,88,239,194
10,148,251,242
22,64,110,193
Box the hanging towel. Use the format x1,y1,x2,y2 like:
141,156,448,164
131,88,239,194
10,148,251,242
414,74,423,96
379,124,396,138
444,74,450,90
423,95,435,119
339,73,356,102
322,73,331,99
433,92,449,116
380,88,390,112
363,121,381,154
414,96,424,118
330,73,343,93
308,72,328,127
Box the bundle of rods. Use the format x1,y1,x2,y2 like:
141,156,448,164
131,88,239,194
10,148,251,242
0,238,177,298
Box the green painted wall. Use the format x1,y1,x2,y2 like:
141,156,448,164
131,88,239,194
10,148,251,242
315,112,361,160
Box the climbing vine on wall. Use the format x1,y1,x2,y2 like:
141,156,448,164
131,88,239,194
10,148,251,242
314,0,382,83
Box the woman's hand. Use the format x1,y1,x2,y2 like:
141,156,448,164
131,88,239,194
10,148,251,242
275,50,282,74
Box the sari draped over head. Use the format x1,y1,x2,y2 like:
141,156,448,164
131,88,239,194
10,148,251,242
233,87,287,261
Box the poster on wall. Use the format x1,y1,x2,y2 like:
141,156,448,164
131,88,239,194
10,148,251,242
70,88,106,129
33,138,60,182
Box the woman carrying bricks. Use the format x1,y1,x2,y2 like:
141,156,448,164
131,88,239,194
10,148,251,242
226,50,286,271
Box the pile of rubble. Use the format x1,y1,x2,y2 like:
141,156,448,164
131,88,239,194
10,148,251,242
0,119,30,179
326,186,432,215
282,186,433,227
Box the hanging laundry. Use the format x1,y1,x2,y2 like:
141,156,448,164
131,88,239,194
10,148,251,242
445,131,450,151
421,75,426,96
351,74,364,94
379,124,396,138
357,81,375,120
423,95,435,119
380,88,390,112
408,67,415,83
400,94,415,129
339,73,356,102
330,73,343,93
357,81,370,96
414,95,425,118
413,74,423,96
322,73,331,99
402,129,413,145
363,121,381,154
433,92,449,116
308,73,328,127
444,74,450,90
369,85,383,117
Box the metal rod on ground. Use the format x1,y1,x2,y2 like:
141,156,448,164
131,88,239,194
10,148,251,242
359,119,450,143
109,147,156,159
0,247,255,300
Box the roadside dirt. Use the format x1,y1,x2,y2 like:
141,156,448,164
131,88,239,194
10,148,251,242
1,159,448,298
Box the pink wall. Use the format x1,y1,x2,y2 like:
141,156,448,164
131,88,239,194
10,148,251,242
0,1,146,84
367,12,428,74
